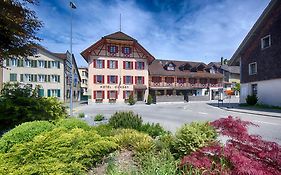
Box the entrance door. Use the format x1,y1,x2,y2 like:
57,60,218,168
137,90,144,101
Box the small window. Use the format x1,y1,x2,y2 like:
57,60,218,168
38,74,45,82
109,60,117,69
38,60,45,68
109,46,118,54
108,75,117,84
96,75,103,83
96,91,103,99
25,59,31,67
251,84,257,96
124,61,133,69
10,73,17,81
249,62,257,75
167,63,175,71
11,59,17,67
261,35,271,49
96,60,104,68
136,61,144,70
122,47,131,54
125,76,132,84
136,76,144,84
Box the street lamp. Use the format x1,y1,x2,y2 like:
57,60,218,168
69,1,76,116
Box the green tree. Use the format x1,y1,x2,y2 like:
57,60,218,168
0,0,42,65
234,83,240,92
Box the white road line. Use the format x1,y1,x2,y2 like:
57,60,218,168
198,112,208,115
253,120,281,126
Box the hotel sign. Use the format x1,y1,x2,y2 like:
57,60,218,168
99,85,130,89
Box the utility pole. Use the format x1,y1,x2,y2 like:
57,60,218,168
69,1,76,116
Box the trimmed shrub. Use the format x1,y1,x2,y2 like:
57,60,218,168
246,95,258,105
0,128,118,174
128,94,135,105
146,94,153,105
94,114,105,121
92,124,114,137
0,121,55,153
155,133,176,151
114,129,155,153
173,122,217,158
109,111,142,130
140,122,167,138
78,113,85,118
56,118,91,131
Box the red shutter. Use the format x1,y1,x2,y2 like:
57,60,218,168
135,76,137,84
142,77,144,84
123,61,126,69
108,46,110,52
115,76,118,84
142,62,145,70
123,76,126,84
131,62,133,69
107,91,110,99
135,62,138,70
123,91,125,99
122,47,124,54
102,91,105,99
131,91,134,96
102,60,105,68
102,76,104,84
115,61,118,69
115,46,118,53
129,47,132,54
107,60,110,68
107,75,110,84
131,76,133,84
115,91,118,99
93,60,96,68
93,75,96,83
93,91,96,99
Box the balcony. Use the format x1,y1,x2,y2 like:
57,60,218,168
150,82,222,89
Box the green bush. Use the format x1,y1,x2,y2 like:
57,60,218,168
109,111,142,130
0,121,55,153
114,129,155,153
94,114,105,121
78,113,85,118
246,95,258,105
92,124,114,137
56,118,91,131
155,133,175,151
0,128,118,174
128,94,135,105
140,122,167,138
146,94,153,105
173,122,217,158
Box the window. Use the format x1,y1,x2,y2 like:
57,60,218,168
108,75,118,84
96,91,103,99
249,62,257,75
177,78,186,84
51,75,60,83
135,76,144,84
51,61,60,68
166,63,175,71
251,84,257,96
152,77,161,83
38,89,44,97
199,78,207,84
261,35,271,49
165,77,174,83
38,60,45,68
108,45,118,54
11,59,17,67
25,59,31,67
10,73,17,81
123,91,132,99
38,74,45,82
25,74,31,82
124,76,133,84
122,47,131,54
108,60,118,69
189,78,196,84
96,75,104,84
48,89,61,97
123,61,133,69
136,61,144,70
108,91,117,99
96,60,104,69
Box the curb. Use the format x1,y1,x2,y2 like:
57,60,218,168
221,107,281,119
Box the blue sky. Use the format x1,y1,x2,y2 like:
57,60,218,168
33,0,270,67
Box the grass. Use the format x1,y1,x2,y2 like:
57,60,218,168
239,103,281,110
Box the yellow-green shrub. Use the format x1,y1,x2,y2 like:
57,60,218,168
92,124,114,137
114,129,155,153
56,118,91,131
0,121,55,153
0,128,118,174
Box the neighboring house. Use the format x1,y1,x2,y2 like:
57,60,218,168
208,61,240,89
3,47,81,102
54,51,81,102
81,31,155,104
229,0,281,106
78,67,88,97
149,60,223,101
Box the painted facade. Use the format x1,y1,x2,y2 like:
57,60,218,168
78,67,88,96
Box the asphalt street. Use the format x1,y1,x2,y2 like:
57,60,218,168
74,99,281,144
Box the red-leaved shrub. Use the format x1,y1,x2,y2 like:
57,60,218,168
180,116,281,175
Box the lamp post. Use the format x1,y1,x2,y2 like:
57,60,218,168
69,1,76,116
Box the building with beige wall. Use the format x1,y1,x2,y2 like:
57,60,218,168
78,67,88,95
3,47,81,102
81,31,155,103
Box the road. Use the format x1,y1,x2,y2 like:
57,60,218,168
74,100,281,144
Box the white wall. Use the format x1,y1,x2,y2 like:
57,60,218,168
240,78,281,106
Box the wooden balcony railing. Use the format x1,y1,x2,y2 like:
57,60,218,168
150,82,223,88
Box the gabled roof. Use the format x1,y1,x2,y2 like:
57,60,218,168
229,0,279,65
103,31,136,41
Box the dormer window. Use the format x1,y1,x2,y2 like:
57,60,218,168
261,35,271,49
122,47,132,54
108,45,118,54
166,63,175,71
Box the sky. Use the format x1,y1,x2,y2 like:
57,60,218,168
33,0,270,67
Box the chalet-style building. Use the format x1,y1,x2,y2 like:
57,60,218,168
149,60,223,101
81,31,155,103
229,0,281,106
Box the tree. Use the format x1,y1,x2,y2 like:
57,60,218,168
0,0,42,65
234,83,240,92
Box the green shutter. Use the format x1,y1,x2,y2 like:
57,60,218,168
57,89,61,97
21,59,24,67
45,75,47,81
6,59,10,66
20,74,23,82
48,75,50,82
31,74,34,82
34,75,37,82
48,61,51,68
58,75,60,83
39,89,44,97
34,60,37,67
17,60,20,67
47,89,51,97
31,60,34,67
45,61,47,68
10,73,17,81
57,61,60,69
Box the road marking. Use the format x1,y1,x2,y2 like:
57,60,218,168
253,120,281,126
198,112,208,115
